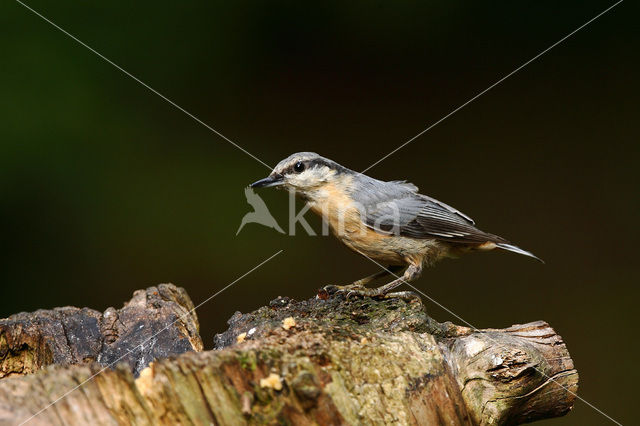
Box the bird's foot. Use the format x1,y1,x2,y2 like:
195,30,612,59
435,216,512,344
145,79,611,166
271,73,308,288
321,285,421,303
321,283,366,296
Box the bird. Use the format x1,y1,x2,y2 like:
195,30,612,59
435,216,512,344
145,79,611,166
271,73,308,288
236,186,285,235
250,152,541,300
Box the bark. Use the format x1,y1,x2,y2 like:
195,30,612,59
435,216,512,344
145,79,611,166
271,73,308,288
0,284,202,379
0,287,577,426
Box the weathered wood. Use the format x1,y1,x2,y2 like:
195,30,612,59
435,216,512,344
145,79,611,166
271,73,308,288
0,289,577,425
0,284,202,379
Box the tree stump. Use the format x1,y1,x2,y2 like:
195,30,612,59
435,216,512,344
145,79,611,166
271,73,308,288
0,286,577,425
0,284,202,379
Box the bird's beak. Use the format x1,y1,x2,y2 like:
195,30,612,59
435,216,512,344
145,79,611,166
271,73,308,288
250,175,283,188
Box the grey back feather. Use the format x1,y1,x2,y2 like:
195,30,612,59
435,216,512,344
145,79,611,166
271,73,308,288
349,174,505,244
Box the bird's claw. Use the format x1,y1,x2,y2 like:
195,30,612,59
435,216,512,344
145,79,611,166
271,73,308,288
345,289,367,299
322,284,366,297
320,285,421,303
333,286,381,299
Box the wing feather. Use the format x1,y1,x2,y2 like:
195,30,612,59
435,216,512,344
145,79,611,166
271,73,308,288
353,177,504,244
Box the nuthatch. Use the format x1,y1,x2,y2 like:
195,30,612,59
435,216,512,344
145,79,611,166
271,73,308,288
251,152,541,300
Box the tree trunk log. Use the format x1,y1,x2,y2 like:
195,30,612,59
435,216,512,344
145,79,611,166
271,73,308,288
0,286,577,425
0,284,202,379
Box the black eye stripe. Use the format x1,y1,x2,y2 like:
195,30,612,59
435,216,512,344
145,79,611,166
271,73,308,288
283,158,347,175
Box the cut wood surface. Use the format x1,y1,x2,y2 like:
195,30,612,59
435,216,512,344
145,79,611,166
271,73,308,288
0,285,577,425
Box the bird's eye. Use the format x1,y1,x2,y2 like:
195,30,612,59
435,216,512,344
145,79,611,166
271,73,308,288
293,161,305,173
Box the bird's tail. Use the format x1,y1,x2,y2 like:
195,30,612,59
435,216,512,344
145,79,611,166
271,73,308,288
495,243,544,263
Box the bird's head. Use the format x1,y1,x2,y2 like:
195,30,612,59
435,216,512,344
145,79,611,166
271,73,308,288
250,152,349,198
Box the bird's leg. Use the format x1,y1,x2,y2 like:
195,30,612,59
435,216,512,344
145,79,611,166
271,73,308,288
372,263,422,295
323,265,404,294
342,263,423,301
351,265,405,287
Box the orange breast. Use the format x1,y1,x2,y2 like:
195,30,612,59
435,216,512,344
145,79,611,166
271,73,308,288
308,182,406,264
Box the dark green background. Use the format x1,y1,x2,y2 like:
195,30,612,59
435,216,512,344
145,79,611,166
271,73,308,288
1,1,637,424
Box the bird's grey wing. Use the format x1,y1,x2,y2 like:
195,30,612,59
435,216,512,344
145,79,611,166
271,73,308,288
352,178,425,233
362,195,427,234
420,195,475,225
356,179,501,244
402,200,504,244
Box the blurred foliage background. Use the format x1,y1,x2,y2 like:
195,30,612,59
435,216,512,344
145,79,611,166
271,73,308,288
1,1,637,424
